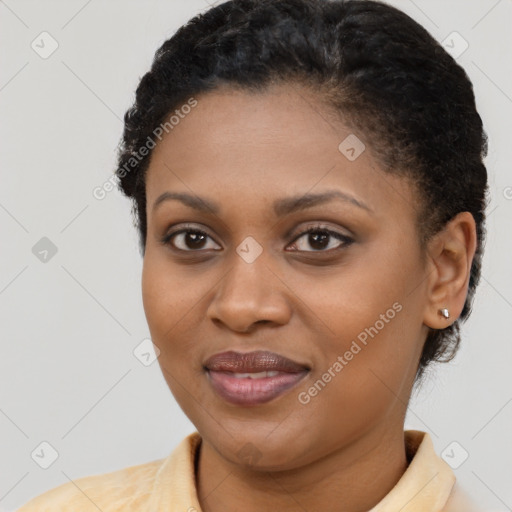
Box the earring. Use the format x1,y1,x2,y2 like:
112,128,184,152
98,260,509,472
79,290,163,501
438,308,450,319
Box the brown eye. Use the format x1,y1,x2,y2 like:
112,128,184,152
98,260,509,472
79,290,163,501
162,228,221,252
288,226,354,252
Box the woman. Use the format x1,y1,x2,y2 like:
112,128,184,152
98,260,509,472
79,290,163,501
17,0,488,510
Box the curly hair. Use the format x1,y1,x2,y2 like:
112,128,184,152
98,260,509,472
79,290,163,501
114,0,489,382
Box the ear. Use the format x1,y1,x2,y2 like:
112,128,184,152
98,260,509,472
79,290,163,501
423,211,478,329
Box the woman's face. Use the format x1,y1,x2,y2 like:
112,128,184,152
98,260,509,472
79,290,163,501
142,84,431,469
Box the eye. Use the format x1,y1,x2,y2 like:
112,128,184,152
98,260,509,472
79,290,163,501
161,227,221,252
287,225,354,252
161,223,354,254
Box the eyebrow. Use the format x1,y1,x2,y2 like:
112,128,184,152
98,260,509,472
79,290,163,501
152,190,373,216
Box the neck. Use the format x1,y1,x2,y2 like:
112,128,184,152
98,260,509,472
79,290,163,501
196,423,408,512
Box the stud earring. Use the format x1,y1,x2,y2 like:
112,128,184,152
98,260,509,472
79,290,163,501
438,308,450,319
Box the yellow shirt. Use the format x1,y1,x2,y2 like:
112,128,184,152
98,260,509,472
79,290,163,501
17,430,479,511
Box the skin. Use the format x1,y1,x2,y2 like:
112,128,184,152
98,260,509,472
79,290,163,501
141,83,477,512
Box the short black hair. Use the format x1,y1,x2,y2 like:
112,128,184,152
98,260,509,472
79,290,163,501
115,0,489,382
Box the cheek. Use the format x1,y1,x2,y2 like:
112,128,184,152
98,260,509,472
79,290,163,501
141,255,208,408
141,253,197,353
295,245,421,417
142,246,197,324
289,245,413,344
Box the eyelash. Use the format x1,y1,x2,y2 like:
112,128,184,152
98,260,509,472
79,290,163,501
160,224,354,254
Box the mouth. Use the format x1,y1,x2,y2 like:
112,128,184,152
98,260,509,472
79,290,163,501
203,350,310,406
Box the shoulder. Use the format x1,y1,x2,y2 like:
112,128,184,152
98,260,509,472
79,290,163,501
443,480,482,512
16,456,167,512
401,431,483,512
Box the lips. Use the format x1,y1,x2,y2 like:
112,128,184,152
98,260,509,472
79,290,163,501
204,350,309,373
204,350,310,406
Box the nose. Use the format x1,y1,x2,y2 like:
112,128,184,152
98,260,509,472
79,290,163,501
206,251,292,333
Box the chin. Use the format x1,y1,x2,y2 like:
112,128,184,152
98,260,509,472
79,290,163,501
207,425,314,471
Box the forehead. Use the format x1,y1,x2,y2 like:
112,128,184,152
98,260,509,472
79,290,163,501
145,84,417,222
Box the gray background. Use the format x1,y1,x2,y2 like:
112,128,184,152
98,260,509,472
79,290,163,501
1,0,511,510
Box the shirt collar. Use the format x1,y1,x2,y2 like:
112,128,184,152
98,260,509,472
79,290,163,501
149,430,455,512
369,430,455,511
